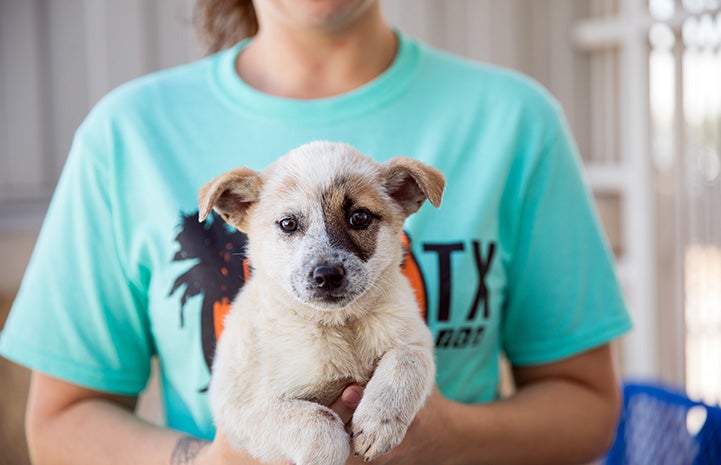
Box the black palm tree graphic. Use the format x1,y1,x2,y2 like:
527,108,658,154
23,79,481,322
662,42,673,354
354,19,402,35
168,211,250,374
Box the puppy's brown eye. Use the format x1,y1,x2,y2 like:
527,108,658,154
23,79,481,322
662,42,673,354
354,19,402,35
348,209,372,230
278,217,298,233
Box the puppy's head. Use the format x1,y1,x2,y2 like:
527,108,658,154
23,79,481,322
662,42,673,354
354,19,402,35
199,141,445,314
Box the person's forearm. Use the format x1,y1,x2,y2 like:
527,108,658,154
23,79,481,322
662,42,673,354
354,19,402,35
27,397,207,465
441,379,619,465
25,371,365,465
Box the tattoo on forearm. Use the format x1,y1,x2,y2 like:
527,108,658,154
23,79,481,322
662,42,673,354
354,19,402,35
170,435,208,465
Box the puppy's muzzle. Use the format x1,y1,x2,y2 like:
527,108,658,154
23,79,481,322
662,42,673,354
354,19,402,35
312,265,345,290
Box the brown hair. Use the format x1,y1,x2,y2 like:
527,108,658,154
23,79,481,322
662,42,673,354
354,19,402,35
194,0,258,53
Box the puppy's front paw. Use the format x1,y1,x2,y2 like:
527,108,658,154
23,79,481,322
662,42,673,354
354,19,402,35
289,407,350,465
351,406,409,462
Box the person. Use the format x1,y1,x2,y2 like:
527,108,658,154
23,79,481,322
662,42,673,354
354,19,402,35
0,1,633,464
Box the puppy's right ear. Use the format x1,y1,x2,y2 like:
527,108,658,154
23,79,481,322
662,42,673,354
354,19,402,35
381,157,445,217
198,168,263,231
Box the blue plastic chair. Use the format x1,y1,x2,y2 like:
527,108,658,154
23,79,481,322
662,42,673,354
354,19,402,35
605,382,721,465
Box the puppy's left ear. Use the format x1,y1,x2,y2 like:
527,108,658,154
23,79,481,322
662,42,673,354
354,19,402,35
381,157,446,217
198,167,263,231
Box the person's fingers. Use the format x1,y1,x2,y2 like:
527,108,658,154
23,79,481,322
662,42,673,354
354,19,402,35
341,384,364,408
329,384,364,425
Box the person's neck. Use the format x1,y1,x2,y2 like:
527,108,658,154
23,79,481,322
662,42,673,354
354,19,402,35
236,13,397,99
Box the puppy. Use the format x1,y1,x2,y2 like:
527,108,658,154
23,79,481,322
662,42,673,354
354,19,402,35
198,141,445,465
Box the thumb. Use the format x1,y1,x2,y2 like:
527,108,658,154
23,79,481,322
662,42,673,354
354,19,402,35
329,384,364,425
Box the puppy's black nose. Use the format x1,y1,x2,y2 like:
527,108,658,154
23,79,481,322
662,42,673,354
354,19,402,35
312,265,345,290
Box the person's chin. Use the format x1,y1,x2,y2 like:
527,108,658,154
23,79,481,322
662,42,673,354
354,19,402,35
298,0,377,32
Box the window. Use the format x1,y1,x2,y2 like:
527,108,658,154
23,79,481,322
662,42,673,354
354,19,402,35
575,0,721,404
651,0,721,406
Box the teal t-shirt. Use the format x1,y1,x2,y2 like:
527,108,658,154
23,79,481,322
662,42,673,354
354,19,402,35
0,32,631,439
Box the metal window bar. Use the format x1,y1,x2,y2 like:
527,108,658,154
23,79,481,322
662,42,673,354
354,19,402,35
573,0,657,381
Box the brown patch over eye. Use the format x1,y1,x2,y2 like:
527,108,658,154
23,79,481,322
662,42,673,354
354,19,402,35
320,175,389,262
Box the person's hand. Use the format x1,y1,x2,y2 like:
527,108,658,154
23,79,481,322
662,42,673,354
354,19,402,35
331,383,366,426
198,383,443,465
190,430,267,465
345,386,459,465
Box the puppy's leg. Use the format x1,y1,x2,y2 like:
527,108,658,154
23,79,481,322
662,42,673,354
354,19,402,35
223,398,350,465
211,340,350,465
351,344,435,462
277,400,351,465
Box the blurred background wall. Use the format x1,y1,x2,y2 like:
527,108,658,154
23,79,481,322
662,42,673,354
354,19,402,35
1,1,720,464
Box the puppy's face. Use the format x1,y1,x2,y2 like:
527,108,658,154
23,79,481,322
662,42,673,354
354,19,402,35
199,142,445,312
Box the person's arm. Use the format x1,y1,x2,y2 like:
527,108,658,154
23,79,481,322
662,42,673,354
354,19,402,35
355,343,621,465
26,372,193,465
25,371,364,465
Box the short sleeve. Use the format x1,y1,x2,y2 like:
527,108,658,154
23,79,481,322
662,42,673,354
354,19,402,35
0,127,154,395
501,111,632,366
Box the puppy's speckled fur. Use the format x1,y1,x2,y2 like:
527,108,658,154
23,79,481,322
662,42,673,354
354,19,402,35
199,141,445,465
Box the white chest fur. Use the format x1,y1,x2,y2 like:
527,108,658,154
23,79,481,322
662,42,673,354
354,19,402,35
244,301,404,405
